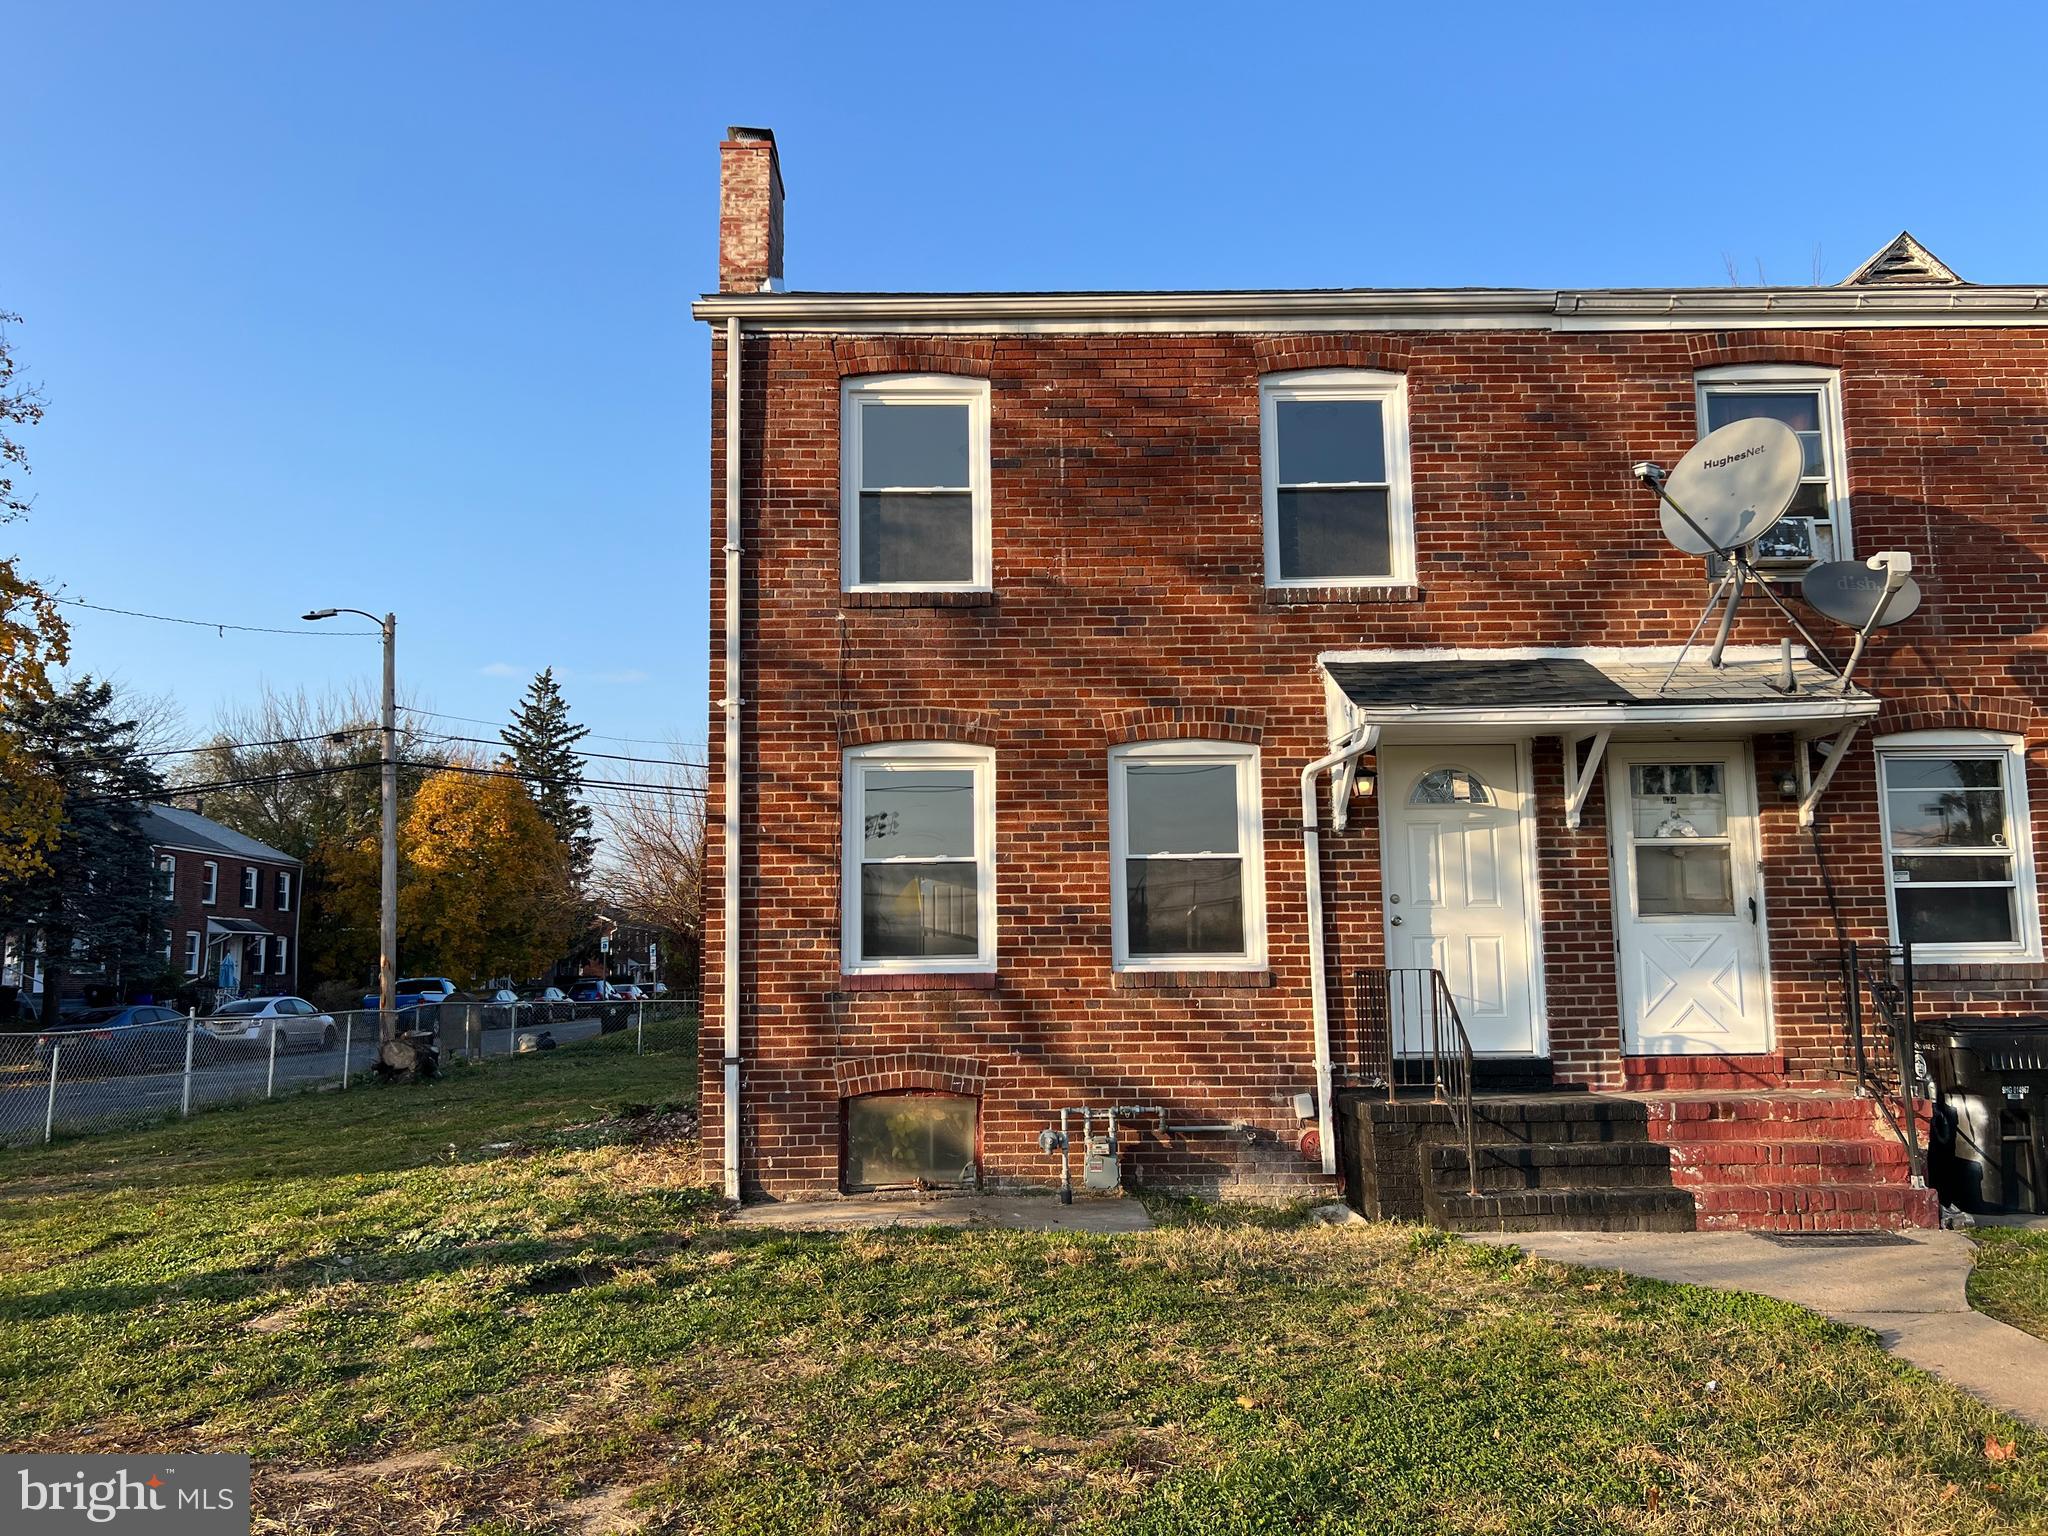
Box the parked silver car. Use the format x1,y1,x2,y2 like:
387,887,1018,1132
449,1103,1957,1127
202,997,340,1053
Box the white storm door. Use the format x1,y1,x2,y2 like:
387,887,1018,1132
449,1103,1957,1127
1379,745,1536,1056
1608,745,1770,1055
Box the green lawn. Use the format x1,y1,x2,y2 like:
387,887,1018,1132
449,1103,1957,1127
2,1024,2044,1535
1970,1226,2048,1340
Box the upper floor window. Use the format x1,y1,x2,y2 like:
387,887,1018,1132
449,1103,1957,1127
156,854,176,901
1876,731,2040,962
841,742,996,973
1696,365,1849,570
276,870,292,912
240,867,259,908
841,375,991,592
1261,370,1414,587
1108,740,1267,970
201,861,218,905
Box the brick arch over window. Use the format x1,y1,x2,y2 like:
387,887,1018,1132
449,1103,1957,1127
835,1051,988,1099
1252,336,1416,376
1100,705,1265,746
833,338,994,380
1685,332,1850,370
838,707,1000,747
1876,690,2039,738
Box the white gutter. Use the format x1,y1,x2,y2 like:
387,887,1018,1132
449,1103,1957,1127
721,315,743,1201
1301,722,1380,1177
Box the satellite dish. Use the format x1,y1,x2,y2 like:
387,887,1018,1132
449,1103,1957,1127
1802,558,1923,630
1656,417,1805,556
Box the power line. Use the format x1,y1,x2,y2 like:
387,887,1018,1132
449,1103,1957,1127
397,704,705,751
141,728,379,761
409,727,707,772
56,597,380,638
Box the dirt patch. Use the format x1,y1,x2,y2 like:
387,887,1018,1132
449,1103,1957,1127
276,1449,446,1485
560,1483,654,1535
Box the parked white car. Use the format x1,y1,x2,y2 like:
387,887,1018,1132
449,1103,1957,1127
202,997,340,1053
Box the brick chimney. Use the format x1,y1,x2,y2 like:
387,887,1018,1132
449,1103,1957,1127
719,127,784,294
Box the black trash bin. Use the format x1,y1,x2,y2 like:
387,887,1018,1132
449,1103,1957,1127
1920,1018,2048,1215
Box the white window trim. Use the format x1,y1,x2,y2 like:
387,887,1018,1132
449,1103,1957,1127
840,741,997,974
250,935,268,975
157,854,175,900
1694,363,1852,567
1874,729,2042,963
840,374,992,593
183,931,202,975
201,861,218,906
1260,368,1415,589
277,871,292,912
1108,739,1269,971
276,935,289,975
241,866,259,908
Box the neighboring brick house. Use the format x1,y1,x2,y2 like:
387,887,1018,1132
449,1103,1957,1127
143,805,303,998
696,128,2048,1227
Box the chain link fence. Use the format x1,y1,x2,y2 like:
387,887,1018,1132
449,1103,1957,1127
0,993,698,1148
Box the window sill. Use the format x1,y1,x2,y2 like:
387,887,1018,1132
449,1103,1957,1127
1111,969,1276,991
1265,584,1422,606
836,971,1000,994
842,590,996,610
1905,958,2048,982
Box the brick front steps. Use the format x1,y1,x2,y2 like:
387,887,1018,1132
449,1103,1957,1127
1336,1085,1938,1233
1624,1053,1786,1093
1642,1092,1939,1232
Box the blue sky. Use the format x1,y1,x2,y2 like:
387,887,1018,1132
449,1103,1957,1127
12,3,2047,760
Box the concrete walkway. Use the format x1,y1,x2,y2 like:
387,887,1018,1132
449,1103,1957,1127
1470,1228,2048,1430
726,1194,1154,1234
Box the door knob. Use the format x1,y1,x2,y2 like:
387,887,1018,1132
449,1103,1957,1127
1390,915,1404,926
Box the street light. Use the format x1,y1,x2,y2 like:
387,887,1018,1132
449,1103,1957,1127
306,606,399,1042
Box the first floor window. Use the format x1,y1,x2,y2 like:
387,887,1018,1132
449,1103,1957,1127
1109,740,1267,968
276,936,289,975
183,932,202,975
250,935,268,976
163,931,174,966
1878,732,2040,960
842,743,996,972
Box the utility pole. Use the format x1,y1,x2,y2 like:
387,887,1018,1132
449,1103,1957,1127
306,606,401,1041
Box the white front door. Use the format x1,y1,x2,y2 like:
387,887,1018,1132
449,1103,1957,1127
1607,744,1771,1055
1379,745,1538,1056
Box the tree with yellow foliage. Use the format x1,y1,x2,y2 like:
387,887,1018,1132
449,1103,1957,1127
398,764,577,986
0,313,71,882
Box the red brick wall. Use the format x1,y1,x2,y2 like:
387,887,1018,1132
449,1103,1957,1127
704,325,2048,1199
157,849,301,995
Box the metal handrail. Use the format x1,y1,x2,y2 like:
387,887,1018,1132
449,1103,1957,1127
1353,967,1481,1197
1840,941,1927,1185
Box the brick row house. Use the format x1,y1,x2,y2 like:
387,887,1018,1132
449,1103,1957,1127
696,127,2047,1228
144,804,303,997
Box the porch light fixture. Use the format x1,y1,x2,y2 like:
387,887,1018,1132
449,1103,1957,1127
1775,768,1799,800
1353,765,1376,798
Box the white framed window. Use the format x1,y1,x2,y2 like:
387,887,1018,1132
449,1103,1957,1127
249,935,268,975
1696,364,1851,570
1108,740,1267,970
156,854,176,900
240,866,259,908
841,742,996,973
200,862,218,905
163,930,173,966
1260,369,1414,587
841,374,991,592
277,871,292,912
183,931,202,975
276,936,289,975
1876,731,2041,962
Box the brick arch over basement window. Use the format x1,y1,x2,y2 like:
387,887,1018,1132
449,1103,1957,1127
1251,336,1417,376
835,1051,988,1100
1875,690,2040,738
833,337,994,380
838,707,1001,748
1684,331,1851,370
1100,705,1265,747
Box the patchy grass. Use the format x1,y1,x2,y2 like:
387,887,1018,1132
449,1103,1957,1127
2,1029,2044,1535
1970,1226,2048,1340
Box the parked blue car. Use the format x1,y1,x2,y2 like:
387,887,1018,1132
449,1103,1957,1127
358,976,459,1014
33,1006,206,1073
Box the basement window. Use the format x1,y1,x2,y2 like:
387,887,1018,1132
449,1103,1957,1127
1876,732,2041,962
842,374,991,591
844,1092,978,1190
1261,370,1414,587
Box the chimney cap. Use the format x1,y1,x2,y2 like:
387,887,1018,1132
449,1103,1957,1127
725,125,776,144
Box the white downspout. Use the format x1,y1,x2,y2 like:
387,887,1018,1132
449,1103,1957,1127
1301,722,1379,1176
721,315,744,1201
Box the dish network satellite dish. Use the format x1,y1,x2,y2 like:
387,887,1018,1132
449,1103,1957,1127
1632,420,1923,695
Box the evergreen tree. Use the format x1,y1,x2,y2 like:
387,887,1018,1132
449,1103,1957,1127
501,669,595,882
0,678,166,1025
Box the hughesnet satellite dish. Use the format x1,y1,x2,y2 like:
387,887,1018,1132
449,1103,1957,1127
1656,417,1805,556
1802,558,1923,630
